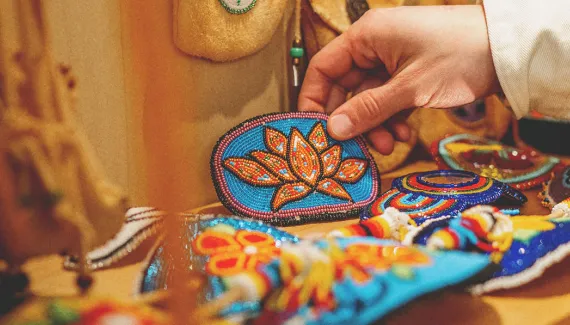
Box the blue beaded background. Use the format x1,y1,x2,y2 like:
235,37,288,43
140,216,299,317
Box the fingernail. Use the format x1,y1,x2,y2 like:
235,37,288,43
329,114,354,139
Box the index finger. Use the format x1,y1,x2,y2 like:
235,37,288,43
298,32,378,112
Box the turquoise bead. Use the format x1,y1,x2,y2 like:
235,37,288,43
290,47,304,58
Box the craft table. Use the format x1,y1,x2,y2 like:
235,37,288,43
19,160,570,325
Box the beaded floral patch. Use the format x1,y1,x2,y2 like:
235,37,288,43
139,215,299,317
432,134,563,190
219,0,257,14
404,204,570,294
539,166,570,209
211,112,380,226
361,170,527,224
138,215,491,324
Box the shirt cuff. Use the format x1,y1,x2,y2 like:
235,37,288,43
483,0,570,121
482,0,529,119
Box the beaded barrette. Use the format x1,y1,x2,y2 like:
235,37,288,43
63,207,164,271
539,166,570,209
360,170,527,224
138,215,491,324
403,202,570,294
431,133,563,190
211,112,381,226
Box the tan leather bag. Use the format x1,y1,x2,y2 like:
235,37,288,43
173,0,291,62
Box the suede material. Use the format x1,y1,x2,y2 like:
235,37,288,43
308,0,404,35
174,0,290,62
301,0,338,59
309,0,352,33
407,95,512,149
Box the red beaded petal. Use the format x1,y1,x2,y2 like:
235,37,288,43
250,150,297,182
288,128,322,186
321,144,342,178
207,252,247,276
317,178,352,201
224,157,282,187
334,159,368,184
308,122,328,152
235,230,275,247
193,231,241,255
272,182,312,210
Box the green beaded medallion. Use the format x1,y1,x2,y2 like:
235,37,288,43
219,0,257,14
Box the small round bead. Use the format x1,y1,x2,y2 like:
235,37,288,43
290,47,304,58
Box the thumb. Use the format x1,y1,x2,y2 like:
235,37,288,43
327,80,415,140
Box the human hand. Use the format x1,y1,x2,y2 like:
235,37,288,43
298,5,501,154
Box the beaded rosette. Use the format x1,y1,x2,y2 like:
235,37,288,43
138,214,491,324
360,170,527,224
432,134,563,190
539,166,570,209
211,112,380,226
403,204,570,294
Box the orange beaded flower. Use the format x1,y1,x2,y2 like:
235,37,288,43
193,229,281,277
223,122,369,211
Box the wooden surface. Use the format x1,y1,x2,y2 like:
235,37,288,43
14,161,570,324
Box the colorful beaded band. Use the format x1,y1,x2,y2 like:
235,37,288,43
210,112,381,226
361,170,527,224
432,133,563,190
362,188,467,224
403,203,570,294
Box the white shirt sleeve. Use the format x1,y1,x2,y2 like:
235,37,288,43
482,0,570,120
